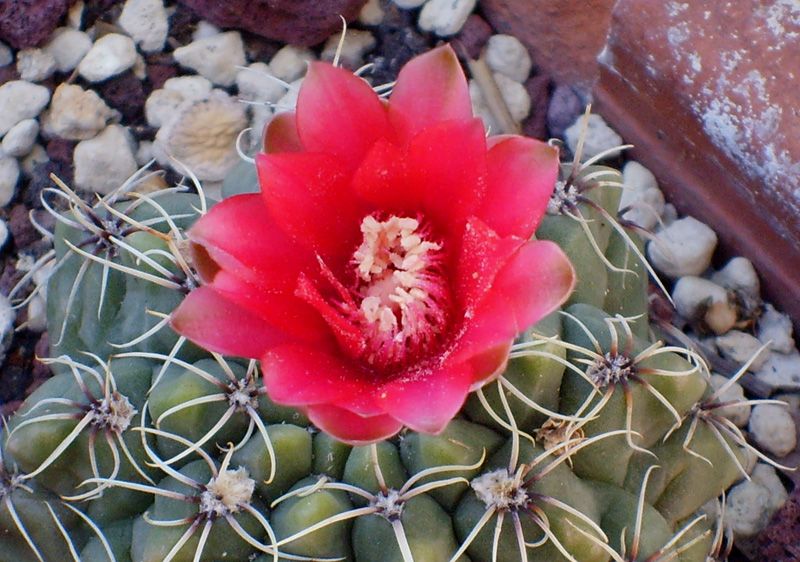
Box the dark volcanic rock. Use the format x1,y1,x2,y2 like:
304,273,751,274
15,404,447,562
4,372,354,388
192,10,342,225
177,0,369,46
0,0,76,49
757,485,800,561
97,70,147,123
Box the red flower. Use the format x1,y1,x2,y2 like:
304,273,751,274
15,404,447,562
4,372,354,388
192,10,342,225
170,45,575,445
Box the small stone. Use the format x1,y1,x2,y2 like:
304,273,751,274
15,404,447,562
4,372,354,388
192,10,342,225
393,0,429,7
418,0,476,37
671,276,728,321
0,218,8,249
27,294,47,333
16,48,57,82
118,0,169,52
647,216,717,278
0,41,12,67
485,34,532,83
564,112,624,162
709,373,751,427
153,91,248,181
97,70,147,123
359,0,385,25
136,140,154,166
470,73,531,134
0,293,14,364
0,0,72,50
273,78,303,114
546,83,583,140
164,75,214,102
711,257,761,300
192,20,221,41
41,83,116,140
0,81,51,137
0,156,20,207
269,45,314,83
19,144,48,178
1,118,40,157
716,330,770,371
73,125,138,195
236,63,289,105
77,33,138,82
455,14,492,60
145,89,185,129
173,31,246,87
620,161,666,231
44,28,92,73
749,403,797,457
727,463,789,538
756,349,800,391
321,30,376,70
758,304,796,354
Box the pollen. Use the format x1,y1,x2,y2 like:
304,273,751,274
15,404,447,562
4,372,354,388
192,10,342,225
350,215,451,369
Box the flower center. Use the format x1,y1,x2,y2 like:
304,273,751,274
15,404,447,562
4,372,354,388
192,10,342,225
350,215,451,369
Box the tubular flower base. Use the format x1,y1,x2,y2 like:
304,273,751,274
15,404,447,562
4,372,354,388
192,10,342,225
170,45,576,444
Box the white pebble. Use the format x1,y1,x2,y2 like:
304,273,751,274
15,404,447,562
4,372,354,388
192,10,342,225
153,91,248,181
1,118,40,157
0,156,20,208
711,257,760,300
42,83,116,140
173,31,246,87
192,20,221,41
393,0,429,7
0,81,51,137
716,330,771,371
269,45,314,83
647,216,717,278
163,75,214,102
20,144,48,178
236,63,288,105
0,41,12,67
44,28,93,72
565,113,625,162
671,276,728,320
418,0,476,37
620,161,665,231
749,403,797,457
0,218,8,248
273,78,303,114
758,304,796,354
321,30,376,69
118,0,169,52
16,48,57,82
136,140,155,166
0,293,15,364
726,463,788,537
359,0,386,25
145,89,185,129
485,35,532,83
709,373,751,427
78,33,138,82
756,349,800,391
74,125,138,195
469,73,531,134
27,294,48,333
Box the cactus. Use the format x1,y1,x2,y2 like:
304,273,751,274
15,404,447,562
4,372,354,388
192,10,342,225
0,141,767,562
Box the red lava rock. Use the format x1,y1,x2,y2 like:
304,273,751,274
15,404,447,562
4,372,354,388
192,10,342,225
454,14,492,60
98,70,146,122
594,0,800,333
0,0,77,49
46,138,77,164
146,59,180,90
757,484,800,561
177,0,369,46
479,0,616,88
7,203,41,250
0,64,21,86
522,74,551,141
82,0,122,29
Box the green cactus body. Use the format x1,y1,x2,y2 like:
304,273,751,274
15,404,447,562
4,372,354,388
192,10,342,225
1,161,755,562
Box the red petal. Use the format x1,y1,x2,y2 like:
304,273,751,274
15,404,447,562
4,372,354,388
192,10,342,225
388,45,472,146
453,216,523,315
305,404,403,446
375,362,474,434
405,118,488,236
189,193,312,292
296,62,393,169
261,344,369,406
479,136,560,239
263,111,302,153
454,240,576,364
257,152,366,258
170,286,287,359
350,138,419,215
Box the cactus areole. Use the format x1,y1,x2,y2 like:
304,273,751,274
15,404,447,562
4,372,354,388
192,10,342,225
170,45,576,445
